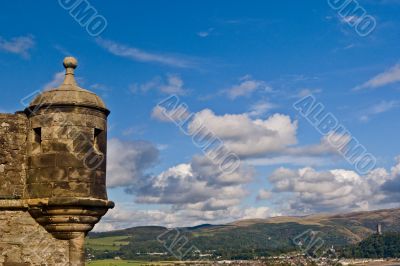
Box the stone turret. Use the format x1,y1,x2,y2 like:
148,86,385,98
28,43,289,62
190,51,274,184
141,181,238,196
25,57,114,265
26,57,109,200
0,57,113,266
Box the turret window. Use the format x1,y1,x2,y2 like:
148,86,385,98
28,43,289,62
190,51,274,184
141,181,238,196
94,128,104,153
34,128,41,143
32,127,42,154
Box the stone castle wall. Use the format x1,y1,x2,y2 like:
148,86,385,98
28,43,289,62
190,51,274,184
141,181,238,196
0,113,69,265
0,211,69,265
0,113,28,199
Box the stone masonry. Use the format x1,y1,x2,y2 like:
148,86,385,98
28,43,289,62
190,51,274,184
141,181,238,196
0,57,114,266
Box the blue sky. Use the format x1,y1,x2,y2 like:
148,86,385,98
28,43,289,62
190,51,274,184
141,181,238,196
1,0,400,230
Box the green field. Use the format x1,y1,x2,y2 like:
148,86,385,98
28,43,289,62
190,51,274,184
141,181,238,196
86,236,130,251
87,260,145,266
87,260,185,266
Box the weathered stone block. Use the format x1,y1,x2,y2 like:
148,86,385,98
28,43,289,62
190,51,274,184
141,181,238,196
27,167,69,183
91,182,107,199
52,181,91,197
29,154,56,168
0,211,69,265
0,114,27,198
68,167,92,181
4,262,30,266
55,153,84,168
41,140,70,153
41,126,70,140
27,182,53,198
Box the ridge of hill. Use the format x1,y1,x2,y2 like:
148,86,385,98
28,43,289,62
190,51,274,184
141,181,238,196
86,208,400,260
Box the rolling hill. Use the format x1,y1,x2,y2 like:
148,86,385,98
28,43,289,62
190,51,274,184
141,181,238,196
86,208,400,260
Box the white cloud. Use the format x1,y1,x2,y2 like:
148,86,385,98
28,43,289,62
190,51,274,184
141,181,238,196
153,105,340,161
42,72,64,91
122,125,146,137
354,64,400,90
247,156,330,167
131,74,187,95
107,138,159,188
135,155,253,207
103,150,252,228
130,77,161,93
0,35,35,59
241,207,271,220
197,32,209,38
151,104,189,122
340,16,362,25
53,44,72,56
368,100,399,113
359,100,399,122
380,157,400,202
190,155,254,186
98,153,260,229
343,43,356,50
284,132,351,157
152,103,345,171
267,161,397,214
197,28,214,38
225,75,273,99
103,106,376,228
188,109,298,158
98,155,400,229
295,88,322,98
247,101,278,117
96,38,195,68
160,74,186,94
90,83,111,92
256,189,272,201
245,132,350,167
95,203,275,231
136,163,210,205
94,204,180,231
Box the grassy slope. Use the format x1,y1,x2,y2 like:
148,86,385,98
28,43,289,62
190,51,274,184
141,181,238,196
86,236,130,251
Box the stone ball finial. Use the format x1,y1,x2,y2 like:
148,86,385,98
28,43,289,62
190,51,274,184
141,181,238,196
27,57,109,112
63,56,78,69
